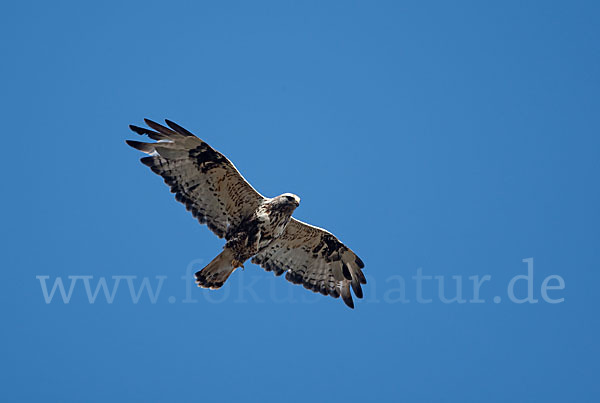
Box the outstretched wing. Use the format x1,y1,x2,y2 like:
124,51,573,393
251,218,366,308
126,119,266,239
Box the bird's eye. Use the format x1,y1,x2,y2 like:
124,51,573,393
285,196,294,201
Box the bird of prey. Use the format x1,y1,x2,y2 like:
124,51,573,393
126,119,366,308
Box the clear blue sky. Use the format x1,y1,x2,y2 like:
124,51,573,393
1,1,598,402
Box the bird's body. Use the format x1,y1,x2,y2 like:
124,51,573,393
196,194,300,288
226,194,300,264
127,119,365,308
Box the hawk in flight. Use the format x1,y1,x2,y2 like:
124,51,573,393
126,119,366,308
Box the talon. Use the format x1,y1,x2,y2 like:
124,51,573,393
232,259,245,269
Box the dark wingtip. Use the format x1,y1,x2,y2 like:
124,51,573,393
357,270,367,285
129,123,165,140
342,263,352,280
165,119,194,136
351,282,363,299
126,139,142,149
342,295,355,309
355,256,365,269
140,156,156,167
129,125,146,135
126,140,155,153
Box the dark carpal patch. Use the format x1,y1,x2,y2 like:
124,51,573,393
189,144,225,174
312,233,346,262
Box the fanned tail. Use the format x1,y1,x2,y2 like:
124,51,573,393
195,249,237,289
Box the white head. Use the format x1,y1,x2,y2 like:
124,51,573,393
272,193,300,212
